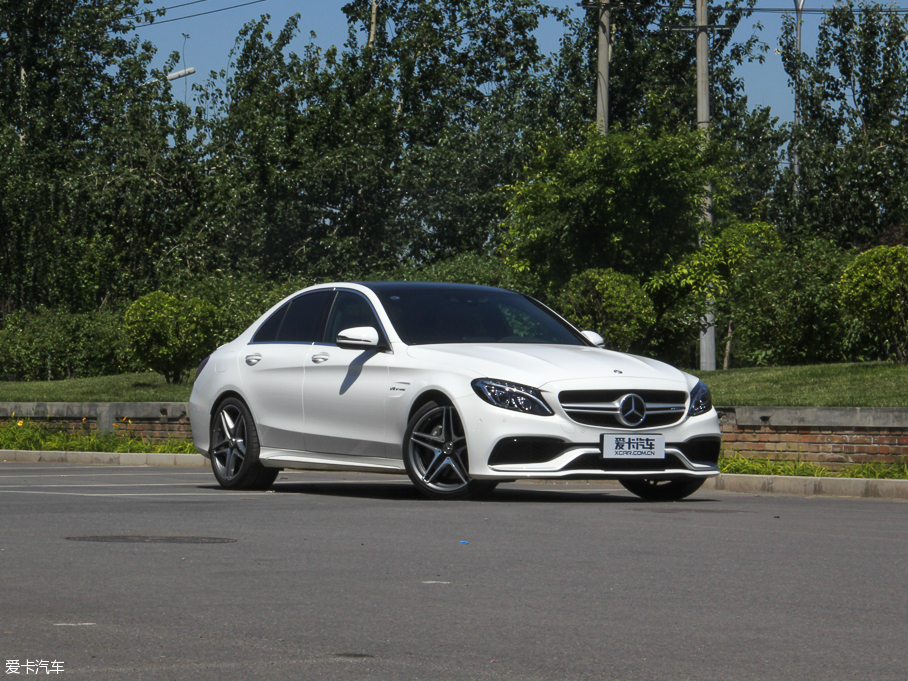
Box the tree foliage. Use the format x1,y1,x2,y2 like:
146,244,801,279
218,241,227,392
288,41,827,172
839,246,908,363
192,1,564,282
502,126,712,290
124,292,218,383
729,239,867,366
2,0,901,373
0,307,138,381
555,269,655,352
0,0,199,313
774,0,908,247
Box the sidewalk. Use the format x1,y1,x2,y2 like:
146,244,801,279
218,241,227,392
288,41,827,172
1,449,906,500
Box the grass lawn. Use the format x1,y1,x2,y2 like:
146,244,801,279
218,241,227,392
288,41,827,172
0,362,906,407
691,361,908,408
0,372,194,403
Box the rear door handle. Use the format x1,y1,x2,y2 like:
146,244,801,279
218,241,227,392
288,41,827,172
311,353,330,364
245,354,262,366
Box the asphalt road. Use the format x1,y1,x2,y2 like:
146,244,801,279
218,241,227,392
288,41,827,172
1,462,906,681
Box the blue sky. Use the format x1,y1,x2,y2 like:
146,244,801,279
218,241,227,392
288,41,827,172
132,0,835,124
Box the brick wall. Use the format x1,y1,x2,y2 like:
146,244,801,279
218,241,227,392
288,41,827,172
3,403,907,464
718,407,908,470
0,403,192,443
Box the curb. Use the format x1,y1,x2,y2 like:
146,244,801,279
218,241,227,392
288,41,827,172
0,450,208,468
1,451,906,500
703,473,908,501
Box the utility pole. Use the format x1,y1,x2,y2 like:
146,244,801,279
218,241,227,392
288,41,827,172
696,0,715,372
670,0,730,371
792,0,806,182
596,2,611,132
580,1,614,133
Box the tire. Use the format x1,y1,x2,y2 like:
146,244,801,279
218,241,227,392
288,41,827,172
403,400,497,500
209,397,278,490
619,477,705,502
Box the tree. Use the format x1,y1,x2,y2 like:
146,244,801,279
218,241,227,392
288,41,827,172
193,1,566,283
773,0,908,247
555,269,655,352
0,0,201,313
501,126,712,292
124,292,218,383
729,239,864,366
533,1,765,130
839,246,908,363
646,220,780,367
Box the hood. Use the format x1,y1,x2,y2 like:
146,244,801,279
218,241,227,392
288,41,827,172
406,344,689,389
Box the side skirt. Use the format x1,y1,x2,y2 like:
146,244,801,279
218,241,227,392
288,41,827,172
259,448,406,475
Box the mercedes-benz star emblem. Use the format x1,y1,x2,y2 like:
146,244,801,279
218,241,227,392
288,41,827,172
617,394,647,427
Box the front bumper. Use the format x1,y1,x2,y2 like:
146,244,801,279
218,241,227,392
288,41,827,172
485,435,721,479
455,390,722,481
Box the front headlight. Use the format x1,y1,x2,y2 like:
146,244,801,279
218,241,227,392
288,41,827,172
688,380,712,417
471,379,554,416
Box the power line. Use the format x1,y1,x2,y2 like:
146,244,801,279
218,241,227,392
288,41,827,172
747,5,908,13
135,0,267,28
127,0,214,22
585,2,908,14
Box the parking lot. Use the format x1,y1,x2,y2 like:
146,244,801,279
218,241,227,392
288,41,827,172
1,461,906,680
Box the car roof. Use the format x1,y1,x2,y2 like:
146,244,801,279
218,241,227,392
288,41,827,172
357,281,519,295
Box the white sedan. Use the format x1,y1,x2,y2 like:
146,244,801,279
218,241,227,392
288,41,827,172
189,282,721,500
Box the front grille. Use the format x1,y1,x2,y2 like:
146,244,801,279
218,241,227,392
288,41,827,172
488,437,568,466
558,389,687,428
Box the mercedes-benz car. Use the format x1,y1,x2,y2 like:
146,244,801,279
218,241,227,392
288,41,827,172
189,282,721,501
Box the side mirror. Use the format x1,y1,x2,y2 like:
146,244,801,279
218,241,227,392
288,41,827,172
336,326,382,350
582,330,606,348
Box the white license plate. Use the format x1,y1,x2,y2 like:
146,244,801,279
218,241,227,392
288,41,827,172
601,433,666,459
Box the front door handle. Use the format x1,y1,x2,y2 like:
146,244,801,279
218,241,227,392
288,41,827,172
311,353,330,364
245,354,262,366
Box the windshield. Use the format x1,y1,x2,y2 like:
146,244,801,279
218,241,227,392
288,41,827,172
368,285,588,346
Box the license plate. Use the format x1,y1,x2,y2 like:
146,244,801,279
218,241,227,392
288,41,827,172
601,433,666,459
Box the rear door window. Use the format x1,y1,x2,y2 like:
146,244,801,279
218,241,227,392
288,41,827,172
277,291,334,343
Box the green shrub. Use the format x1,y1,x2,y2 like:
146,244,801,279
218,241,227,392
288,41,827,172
718,455,908,480
124,292,219,384
0,419,195,454
729,239,874,366
554,269,655,352
839,245,908,363
0,307,138,381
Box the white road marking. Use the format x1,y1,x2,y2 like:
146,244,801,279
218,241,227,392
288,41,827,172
0,470,211,478
0,483,211,488
1,490,231,497
54,623,96,626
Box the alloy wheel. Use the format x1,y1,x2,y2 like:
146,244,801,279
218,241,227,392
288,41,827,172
408,405,471,494
211,403,247,482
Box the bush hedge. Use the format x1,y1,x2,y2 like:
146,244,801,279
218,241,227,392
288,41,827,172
839,245,908,363
555,269,656,352
124,292,219,384
0,307,140,382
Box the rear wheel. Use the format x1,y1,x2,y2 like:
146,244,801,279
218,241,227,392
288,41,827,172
210,397,278,490
619,477,705,502
404,401,497,500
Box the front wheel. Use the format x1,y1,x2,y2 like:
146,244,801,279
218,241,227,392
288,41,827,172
210,397,279,491
619,477,705,502
403,401,496,500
